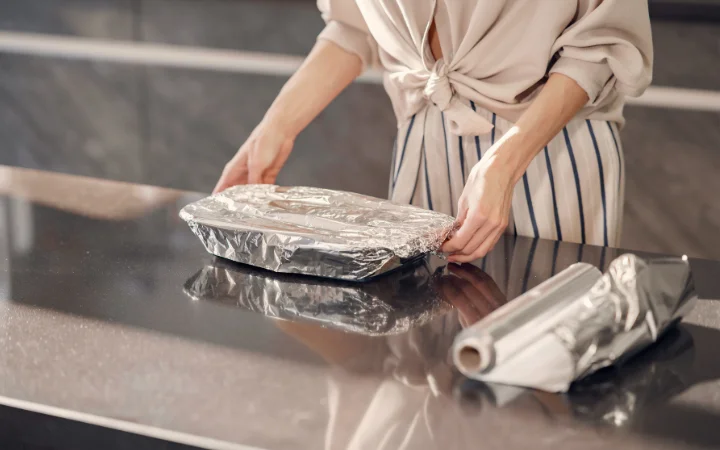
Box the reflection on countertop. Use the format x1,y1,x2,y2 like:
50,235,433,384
456,322,720,447
186,246,720,448
184,256,452,336
1,166,720,450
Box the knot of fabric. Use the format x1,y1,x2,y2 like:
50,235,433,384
423,62,453,111
388,61,495,136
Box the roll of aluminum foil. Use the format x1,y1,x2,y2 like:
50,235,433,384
180,185,456,281
453,262,603,374
454,325,695,427
453,254,697,392
183,257,451,336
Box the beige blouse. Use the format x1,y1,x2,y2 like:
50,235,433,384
317,0,653,134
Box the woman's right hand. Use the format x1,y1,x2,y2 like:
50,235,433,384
213,119,295,194
212,40,364,194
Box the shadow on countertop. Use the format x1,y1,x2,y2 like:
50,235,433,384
455,322,720,449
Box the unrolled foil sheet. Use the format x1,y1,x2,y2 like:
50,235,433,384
567,325,695,429
183,257,451,336
454,325,695,426
180,185,457,281
452,254,697,392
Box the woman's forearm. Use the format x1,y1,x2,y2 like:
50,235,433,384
442,74,589,260
482,73,590,182
214,40,363,192
263,40,363,137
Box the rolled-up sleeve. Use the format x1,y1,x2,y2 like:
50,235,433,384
549,0,653,103
317,0,378,69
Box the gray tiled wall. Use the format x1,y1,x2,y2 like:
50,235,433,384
0,55,144,182
142,68,396,194
0,0,719,259
622,107,720,258
140,0,322,54
0,0,134,39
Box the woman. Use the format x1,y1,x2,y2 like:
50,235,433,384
214,0,652,261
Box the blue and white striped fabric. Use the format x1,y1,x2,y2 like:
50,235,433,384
389,102,625,247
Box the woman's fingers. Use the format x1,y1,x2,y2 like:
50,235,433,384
213,153,249,194
212,175,230,195
215,123,295,191
446,208,507,262
449,239,493,263
464,228,505,263
440,201,468,252
441,210,485,253
447,221,494,260
449,223,505,263
214,168,244,194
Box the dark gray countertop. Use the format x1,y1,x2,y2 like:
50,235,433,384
1,165,719,450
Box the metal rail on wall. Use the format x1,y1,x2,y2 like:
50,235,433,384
0,31,719,113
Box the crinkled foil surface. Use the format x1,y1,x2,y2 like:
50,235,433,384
184,257,451,336
454,254,697,392
563,254,697,380
180,185,456,281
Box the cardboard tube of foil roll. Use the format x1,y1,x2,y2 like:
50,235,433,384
453,262,602,376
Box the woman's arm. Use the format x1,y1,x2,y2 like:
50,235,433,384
442,0,651,260
262,40,364,140
442,73,589,262
484,73,590,183
214,40,363,192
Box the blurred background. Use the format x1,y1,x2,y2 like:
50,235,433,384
0,0,718,259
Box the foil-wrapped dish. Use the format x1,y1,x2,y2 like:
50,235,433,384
184,256,451,336
453,254,697,392
180,185,456,281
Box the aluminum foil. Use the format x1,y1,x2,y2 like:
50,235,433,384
453,254,697,392
180,185,456,281
454,325,695,428
568,325,695,429
183,256,452,336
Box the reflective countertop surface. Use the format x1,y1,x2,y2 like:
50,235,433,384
1,166,720,450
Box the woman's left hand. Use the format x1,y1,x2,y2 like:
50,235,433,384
440,73,591,262
441,157,515,263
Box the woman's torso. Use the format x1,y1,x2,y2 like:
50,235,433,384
355,0,628,130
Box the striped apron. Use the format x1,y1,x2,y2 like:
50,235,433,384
389,101,625,247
